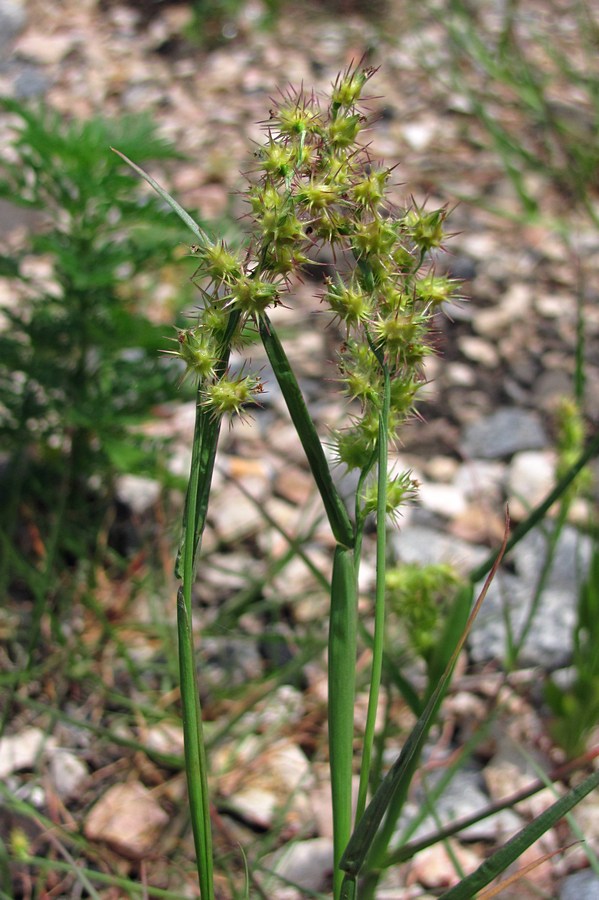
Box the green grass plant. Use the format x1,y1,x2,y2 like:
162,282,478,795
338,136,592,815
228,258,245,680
119,65,599,898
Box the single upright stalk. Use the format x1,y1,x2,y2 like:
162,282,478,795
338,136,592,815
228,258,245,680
178,399,219,900
177,314,239,898
328,544,358,899
356,363,391,823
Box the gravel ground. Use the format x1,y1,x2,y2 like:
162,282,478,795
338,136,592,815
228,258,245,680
1,0,599,897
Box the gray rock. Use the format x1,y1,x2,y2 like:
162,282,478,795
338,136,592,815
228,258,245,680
13,64,49,99
401,768,521,844
262,837,333,893
462,407,549,459
200,636,262,691
561,870,599,900
512,524,591,591
390,524,488,576
470,525,591,667
116,474,161,515
0,0,26,58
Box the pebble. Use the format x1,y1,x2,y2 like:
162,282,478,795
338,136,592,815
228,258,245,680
453,459,506,501
261,837,333,895
535,292,572,318
15,30,78,65
48,748,88,800
406,768,522,843
472,283,533,337
462,407,549,459
390,524,488,576
145,722,185,757
561,869,599,900
0,727,55,778
116,474,161,515
470,525,591,667
458,335,500,368
507,449,557,519
418,481,468,518
0,0,26,58
484,736,558,818
445,361,477,387
216,738,313,831
201,636,263,690
408,840,480,890
401,118,438,151
208,481,268,542
84,781,169,860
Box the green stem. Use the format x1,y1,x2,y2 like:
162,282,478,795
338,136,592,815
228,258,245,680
176,315,238,898
177,586,213,900
356,364,390,823
328,545,358,899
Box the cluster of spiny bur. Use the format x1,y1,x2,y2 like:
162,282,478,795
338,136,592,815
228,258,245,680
169,66,456,503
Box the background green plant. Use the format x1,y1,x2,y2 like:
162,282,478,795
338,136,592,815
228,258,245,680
0,100,196,678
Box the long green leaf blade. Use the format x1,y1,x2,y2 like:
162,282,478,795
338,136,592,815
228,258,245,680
259,314,354,549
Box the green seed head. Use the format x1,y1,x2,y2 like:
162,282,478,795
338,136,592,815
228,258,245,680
259,140,296,180
273,99,323,138
352,170,389,209
203,372,263,420
362,469,419,520
229,276,280,317
295,180,340,212
415,273,456,306
352,218,397,259
166,327,217,383
327,113,362,150
195,240,243,286
331,65,376,111
404,205,447,252
325,277,373,330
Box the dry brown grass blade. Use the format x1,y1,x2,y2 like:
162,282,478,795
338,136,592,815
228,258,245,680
477,843,579,899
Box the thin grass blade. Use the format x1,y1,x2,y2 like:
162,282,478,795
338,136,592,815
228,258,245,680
110,148,211,246
177,588,214,900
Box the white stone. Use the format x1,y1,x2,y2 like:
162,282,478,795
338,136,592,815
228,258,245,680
457,335,499,368
473,283,533,337
48,748,88,800
84,782,168,859
454,459,506,501
418,482,467,518
0,727,54,778
263,837,333,893
401,119,438,151
116,474,161,515
445,361,476,387
508,449,557,517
